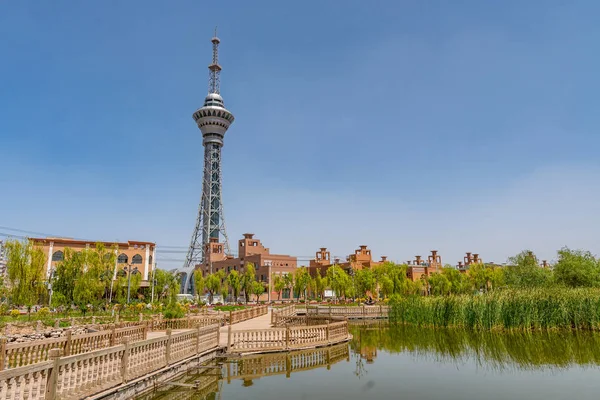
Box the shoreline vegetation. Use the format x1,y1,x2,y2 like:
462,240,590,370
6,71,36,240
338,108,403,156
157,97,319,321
389,288,600,331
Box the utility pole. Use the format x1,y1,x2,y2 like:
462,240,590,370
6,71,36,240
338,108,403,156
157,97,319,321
150,264,156,303
126,264,132,304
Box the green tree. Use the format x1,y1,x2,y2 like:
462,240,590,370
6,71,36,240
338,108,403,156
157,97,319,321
293,267,311,302
553,247,600,287
242,263,256,303
252,281,265,302
283,273,294,299
220,280,230,302
373,262,412,297
52,247,81,306
152,269,179,304
355,268,376,299
272,274,285,300
227,270,242,301
427,273,452,295
313,270,326,300
326,265,350,301
469,262,504,292
505,250,552,288
205,273,221,304
5,240,46,311
115,271,142,304
73,257,105,315
193,271,205,299
441,267,471,294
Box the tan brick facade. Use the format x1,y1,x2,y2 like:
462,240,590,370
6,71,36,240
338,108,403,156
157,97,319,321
29,237,156,285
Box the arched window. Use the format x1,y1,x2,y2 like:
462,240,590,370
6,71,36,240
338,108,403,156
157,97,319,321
131,268,140,275
117,269,127,277
148,255,153,266
118,253,128,264
131,254,142,264
52,251,64,262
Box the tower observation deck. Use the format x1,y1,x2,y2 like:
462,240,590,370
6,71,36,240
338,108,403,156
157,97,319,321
181,31,235,293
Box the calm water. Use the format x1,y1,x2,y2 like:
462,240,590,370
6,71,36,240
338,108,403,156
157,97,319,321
138,322,600,400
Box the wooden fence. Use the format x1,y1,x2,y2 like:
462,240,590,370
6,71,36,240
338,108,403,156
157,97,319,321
228,306,268,325
0,324,220,400
306,305,389,319
1,324,148,371
227,320,349,353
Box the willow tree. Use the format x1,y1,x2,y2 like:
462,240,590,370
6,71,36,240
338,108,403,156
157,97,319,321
242,263,256,303
326,265,350,301
227,270,242,301
205,273,222,304
5,240,46,310
293,267,311,302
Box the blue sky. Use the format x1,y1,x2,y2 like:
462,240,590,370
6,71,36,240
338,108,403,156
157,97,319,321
1,1,600,270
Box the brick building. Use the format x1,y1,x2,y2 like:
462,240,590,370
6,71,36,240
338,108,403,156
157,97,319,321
405,250,444,281
29,237,156,286
200,233,297,300
308,245,387,277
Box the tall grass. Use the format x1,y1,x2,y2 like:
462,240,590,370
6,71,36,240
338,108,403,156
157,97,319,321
389,288,600,331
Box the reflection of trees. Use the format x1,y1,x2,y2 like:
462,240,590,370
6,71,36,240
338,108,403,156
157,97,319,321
349,323,600,371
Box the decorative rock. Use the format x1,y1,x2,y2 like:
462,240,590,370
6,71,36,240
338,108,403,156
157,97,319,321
36,320,42,333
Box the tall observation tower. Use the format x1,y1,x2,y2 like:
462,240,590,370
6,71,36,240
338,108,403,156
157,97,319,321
181,31,235,293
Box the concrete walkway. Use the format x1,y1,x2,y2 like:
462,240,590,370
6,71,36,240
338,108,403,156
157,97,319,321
143,310,273,344
218,310,273,346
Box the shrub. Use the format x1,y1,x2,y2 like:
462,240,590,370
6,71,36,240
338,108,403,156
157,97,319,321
37,307,51,318
163,303,186,319
10,309,20,319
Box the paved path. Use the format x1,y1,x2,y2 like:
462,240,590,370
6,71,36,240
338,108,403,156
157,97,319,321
218,310,273,346
143,310,273,345
146,329,187,339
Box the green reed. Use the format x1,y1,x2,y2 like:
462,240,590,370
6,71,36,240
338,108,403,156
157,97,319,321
389,288,600,331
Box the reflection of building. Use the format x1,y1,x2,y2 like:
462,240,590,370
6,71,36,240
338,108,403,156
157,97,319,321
29,237,156,285
200,233,297,300
308,245,387,277
360,345,378,364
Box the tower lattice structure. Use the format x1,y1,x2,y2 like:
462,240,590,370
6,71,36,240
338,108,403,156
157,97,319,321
182,31,235,293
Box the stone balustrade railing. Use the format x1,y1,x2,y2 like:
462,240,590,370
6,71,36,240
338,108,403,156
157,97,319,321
148,315,224,331
306,305,389,318
272,314,346,327
228,306,268,325
1,325,148,371
227,320,349,353
271,304,296,325
0,324,220,400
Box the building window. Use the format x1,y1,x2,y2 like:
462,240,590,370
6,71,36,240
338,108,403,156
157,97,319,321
132,254,143,264
118,254,128,264
52,251,64,262
131,268,140,275
149,255,153,266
